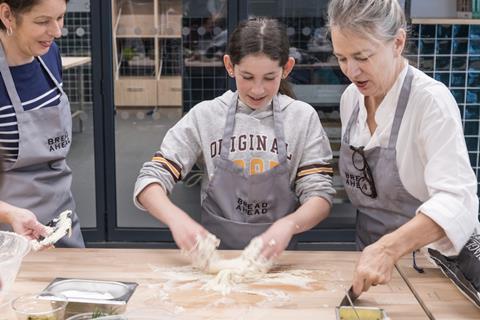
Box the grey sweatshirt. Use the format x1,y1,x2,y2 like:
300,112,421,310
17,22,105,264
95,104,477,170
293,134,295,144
134,90,335,209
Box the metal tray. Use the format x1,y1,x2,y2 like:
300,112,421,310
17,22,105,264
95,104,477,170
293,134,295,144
40,278,138,316
336,306,388,320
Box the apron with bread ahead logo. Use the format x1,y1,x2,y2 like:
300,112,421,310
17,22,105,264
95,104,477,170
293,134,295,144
339,66,421,250
0,43,84,247
201,92,298,249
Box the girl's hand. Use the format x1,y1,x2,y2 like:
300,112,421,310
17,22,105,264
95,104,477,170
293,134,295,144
168,212,208,252
259,218,297,260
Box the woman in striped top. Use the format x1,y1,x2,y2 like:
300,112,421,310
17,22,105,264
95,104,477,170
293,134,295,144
0,0,84,247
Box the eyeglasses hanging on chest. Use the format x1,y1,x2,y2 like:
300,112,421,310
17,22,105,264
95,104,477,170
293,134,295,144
350,145,377,198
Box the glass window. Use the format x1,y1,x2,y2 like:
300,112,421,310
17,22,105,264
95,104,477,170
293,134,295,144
59,1,96,228
112,0,227,228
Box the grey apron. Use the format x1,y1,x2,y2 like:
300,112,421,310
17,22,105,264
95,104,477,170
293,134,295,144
0,43,84,247
201,92,298,249
339,66,422,250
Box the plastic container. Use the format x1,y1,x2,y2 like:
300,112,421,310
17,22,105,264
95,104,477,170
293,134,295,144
11,292,67,320
0,231,30,302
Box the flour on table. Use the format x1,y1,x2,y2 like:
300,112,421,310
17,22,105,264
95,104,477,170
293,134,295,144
185,235,273,294
149,233,318,311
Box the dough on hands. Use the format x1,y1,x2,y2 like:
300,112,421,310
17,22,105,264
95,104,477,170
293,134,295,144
30,210,72,251
188,235,273,295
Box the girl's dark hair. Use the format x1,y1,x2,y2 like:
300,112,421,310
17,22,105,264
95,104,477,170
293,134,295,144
226,17,295,98
0,0,68,31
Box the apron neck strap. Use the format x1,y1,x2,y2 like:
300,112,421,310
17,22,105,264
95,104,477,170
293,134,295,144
37,55,65,95
342,66,414,148
272,94,288,163
343,101,360,145
0,42,65,113
388,66,414,148
0,41,23,113
220,92,288,163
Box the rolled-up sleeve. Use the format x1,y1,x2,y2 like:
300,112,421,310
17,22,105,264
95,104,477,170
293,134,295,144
416,91,479,255
133,110,202,210
294,112,336,205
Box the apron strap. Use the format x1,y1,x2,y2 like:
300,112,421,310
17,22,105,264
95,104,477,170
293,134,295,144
0,41,23,114
220,92,239,159
343,66,414,148
272,94,287,163
343,101,360,145
37,56,66,96
220,92,288,163
388,66,414,148
0,43,65,114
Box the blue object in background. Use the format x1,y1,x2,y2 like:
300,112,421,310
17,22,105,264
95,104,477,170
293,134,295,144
473,0,480,19
451,72,465,87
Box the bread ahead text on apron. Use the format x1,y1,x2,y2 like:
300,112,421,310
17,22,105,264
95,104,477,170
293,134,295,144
0,43,84,247
338,66,420,250
201,93,298,249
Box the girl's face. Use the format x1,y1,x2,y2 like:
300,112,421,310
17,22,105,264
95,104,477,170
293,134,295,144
331,26,405,100
224,53,295,109
1,0,66,63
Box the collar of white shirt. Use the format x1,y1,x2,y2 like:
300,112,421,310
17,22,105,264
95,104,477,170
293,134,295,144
355,63,410,150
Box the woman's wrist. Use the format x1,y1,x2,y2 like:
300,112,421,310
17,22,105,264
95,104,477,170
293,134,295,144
377,232,406,262
0,201,15,224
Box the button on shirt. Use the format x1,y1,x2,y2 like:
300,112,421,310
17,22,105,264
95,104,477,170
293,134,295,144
340,63,479,255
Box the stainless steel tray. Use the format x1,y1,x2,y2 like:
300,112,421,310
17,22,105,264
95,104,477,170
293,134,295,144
40,278,138,316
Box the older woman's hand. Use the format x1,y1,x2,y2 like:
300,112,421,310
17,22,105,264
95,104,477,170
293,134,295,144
4,205,50,240
352,241,397,297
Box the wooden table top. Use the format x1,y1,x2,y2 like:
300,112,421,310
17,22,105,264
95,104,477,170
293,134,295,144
0,248,465,319
398,254,480,320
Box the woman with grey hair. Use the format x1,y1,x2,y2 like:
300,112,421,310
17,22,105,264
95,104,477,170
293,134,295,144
329,0,480,299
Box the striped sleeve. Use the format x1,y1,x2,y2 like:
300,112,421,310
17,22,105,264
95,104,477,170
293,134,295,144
151,152,182,182
296,163,334,181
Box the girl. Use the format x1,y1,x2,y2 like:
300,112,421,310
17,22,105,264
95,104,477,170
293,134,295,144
134,17,335,259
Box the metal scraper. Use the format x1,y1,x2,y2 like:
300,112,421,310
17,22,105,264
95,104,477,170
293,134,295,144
340,286,361,320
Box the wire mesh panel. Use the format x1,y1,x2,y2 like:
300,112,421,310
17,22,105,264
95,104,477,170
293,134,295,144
117,38,156,77
182,0,228,112
57,10,92,104
407,24,480,197
159,38,182,76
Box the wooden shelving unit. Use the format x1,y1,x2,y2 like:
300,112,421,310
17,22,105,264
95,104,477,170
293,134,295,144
112,0,182,108
411,17,480,24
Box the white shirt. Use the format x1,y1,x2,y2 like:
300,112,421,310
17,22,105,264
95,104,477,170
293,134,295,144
340,64,479,255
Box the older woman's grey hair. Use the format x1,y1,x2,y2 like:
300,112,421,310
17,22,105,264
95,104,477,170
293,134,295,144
327,0,406,42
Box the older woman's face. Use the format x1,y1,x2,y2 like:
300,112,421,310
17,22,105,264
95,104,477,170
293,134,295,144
9,0,66,60
331,26,405,99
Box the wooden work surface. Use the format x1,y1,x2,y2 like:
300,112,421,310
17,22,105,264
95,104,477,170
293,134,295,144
61,56,91,70
1,249,430,319
398,254,480,319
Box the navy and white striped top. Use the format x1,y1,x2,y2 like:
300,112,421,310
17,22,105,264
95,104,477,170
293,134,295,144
0,42,63,162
